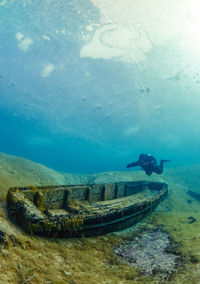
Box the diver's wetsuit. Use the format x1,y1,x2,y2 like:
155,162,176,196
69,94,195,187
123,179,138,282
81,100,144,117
126,153,170,176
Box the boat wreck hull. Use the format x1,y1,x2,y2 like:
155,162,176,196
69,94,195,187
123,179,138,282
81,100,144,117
6,181,168,237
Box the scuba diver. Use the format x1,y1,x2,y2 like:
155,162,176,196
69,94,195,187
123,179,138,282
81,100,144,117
126,153,170,176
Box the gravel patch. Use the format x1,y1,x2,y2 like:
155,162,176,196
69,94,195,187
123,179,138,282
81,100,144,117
114,229,180,280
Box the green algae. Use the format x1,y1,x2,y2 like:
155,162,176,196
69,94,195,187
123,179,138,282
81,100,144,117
34,191,45,211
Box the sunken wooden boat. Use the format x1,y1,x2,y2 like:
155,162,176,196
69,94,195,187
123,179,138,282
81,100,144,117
6,181,168,237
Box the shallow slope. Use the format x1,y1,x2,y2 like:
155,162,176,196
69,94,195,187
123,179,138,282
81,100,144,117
0,152,86,200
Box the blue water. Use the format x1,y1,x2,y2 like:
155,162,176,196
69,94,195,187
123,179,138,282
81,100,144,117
0,0,200,173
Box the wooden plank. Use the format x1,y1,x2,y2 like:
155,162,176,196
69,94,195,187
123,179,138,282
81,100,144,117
187,190,200,201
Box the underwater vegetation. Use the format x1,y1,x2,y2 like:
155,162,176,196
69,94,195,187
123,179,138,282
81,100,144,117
0,154,200,283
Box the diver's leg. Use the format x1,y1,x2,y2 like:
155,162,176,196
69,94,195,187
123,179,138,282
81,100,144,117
154,160,170,174
154,161,164,174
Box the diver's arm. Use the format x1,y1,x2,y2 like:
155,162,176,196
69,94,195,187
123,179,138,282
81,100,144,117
126,160,139,168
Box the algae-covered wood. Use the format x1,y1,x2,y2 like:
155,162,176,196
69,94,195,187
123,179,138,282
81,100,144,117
6,181,168,237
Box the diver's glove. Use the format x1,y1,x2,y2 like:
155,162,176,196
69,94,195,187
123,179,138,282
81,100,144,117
126,163,131,168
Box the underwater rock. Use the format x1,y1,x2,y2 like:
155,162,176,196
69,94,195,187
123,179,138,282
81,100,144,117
0,228,12,245
0,218,18,246
114,229,180,280
187,216,196,224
